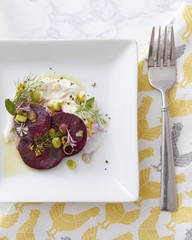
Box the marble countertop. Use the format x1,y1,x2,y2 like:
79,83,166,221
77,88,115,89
0,0,185,51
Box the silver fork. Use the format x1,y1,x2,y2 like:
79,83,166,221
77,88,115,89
148,26,177,211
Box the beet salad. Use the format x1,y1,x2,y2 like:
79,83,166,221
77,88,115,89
4,74,107,170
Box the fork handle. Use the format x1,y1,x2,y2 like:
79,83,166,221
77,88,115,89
160,94,177,211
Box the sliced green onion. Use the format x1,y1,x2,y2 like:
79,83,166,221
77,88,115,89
31,89,40,102
52,101,61,111
15,114,27,123
67,159,76,169
82,153,91,163
52,137,61,149
63,144,74,155
49,128,56,137
28,111,36,121
61,136,68,142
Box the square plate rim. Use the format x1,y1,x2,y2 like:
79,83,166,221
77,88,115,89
0,39,139,202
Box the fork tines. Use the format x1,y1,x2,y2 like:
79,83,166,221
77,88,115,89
148,26,176,67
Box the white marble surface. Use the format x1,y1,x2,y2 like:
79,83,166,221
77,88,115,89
0,0,186,51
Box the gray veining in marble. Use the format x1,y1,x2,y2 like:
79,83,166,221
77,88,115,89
0,0,186,50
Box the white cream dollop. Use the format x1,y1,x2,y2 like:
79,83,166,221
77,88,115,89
4,113,15,143
40,77,86,114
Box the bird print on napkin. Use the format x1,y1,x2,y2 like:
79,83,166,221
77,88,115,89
113,232,133,240
166,193,192,233
139,147,154,163
47,203,100,239
81,226,98,240
138,207,175,240
134,168,160,207
168,86,192,117
14,203,42,213
16,209,40,240
97,203,140,230
178,52,192,88
180,5,192,43
0,212,19,229
138,97,161,140
138,61,154,92
153,122,192,171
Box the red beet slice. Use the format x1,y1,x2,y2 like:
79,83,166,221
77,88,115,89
18,139,64,169
17,111,87,169
14,104,51,141
51,112,87,156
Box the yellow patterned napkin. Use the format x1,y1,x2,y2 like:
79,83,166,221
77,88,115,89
1,2,192,240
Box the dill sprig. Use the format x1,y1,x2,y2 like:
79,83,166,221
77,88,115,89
13,74,43,104
75,97,106,125
34,130,64,152
5,74,44,115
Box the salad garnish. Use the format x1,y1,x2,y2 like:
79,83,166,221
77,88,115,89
82,145,100,163
4,73,107,170
16,123,29,137
75,96,106,126
5,74,43,115
67,159,76,169
33,129,64,157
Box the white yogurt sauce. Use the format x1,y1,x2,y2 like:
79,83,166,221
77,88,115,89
4,113,15,143
4,77,86,143
40,77,86,114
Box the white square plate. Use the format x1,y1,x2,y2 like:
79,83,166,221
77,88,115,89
0,39,138,202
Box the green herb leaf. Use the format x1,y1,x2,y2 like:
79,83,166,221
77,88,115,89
50,146,58,158
5,99,15,115
85,97,95,109
75,102,105,125
13,74,43,105
18,98,28,102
